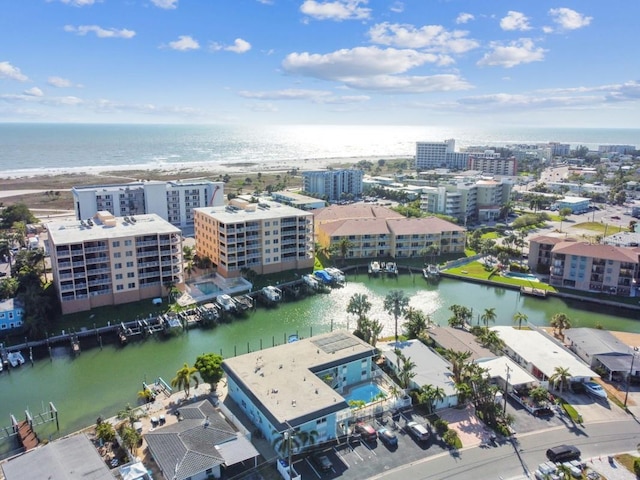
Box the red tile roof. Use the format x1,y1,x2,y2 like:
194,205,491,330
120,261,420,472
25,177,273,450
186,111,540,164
321,218,391,236
552,241,640,263
314,204,404,222
386,217,465,235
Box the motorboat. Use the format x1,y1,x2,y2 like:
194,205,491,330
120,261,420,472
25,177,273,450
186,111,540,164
216,294,237,313
422,264,440,279
261,286,283,303
368,261,381,276
584,381,607,399
7,351,25,368
303,274,320,290
314,270,333,284
385,262,398,275
324,267,345,284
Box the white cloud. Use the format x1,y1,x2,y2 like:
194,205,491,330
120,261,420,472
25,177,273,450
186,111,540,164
368,22,479,55
500,11,531,31
283,46,440,79
48,76,73,88
24,87,44,97
0,93,83,106
211,38,252,54
57,0,100,6
340,74,472,93
64,25,136,39
389,2,404,13
151,0,178,9
167,35,200,51
477,38,545,68
300,0,371,21
456,13,474,25
548,8,592,31
256,0,274,4
238,88,370,104
0,61,29,82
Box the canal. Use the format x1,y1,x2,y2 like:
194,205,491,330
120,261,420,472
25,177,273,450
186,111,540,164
1,272,639,455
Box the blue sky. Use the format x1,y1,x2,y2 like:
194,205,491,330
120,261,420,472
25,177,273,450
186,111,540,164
1,0,638,127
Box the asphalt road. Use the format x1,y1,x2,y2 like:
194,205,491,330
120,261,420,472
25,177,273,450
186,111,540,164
372,418,640,480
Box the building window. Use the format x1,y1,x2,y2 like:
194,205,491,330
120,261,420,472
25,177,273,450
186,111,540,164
126,251,133,257
124,240,132,246
116,284,124,291
128,282,136,288
115,273,123,280
127,272,135,278
114,252,121,258
126,261,134,268
112,241,120,247
115,263,122,269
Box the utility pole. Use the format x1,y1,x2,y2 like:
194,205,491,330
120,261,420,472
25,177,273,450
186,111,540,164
503,364,511,415
624,347,638,408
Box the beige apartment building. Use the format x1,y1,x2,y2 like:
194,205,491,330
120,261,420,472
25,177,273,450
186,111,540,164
194,199,314,278
529,236,640,296
315,204,466,259
47,212,183,314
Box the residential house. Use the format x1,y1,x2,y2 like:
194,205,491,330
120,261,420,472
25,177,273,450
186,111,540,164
0,298,24,331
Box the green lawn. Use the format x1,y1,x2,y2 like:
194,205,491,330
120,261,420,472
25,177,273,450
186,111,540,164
445,261,558,292
480,231,501,240
571,222,627,234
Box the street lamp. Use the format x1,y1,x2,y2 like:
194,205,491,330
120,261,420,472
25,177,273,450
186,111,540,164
503,364,511,415
624,347,639,408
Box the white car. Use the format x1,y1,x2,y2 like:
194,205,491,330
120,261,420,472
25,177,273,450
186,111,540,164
584,381,607,399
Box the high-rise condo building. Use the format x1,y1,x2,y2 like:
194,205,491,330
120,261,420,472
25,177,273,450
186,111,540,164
302,169,364,202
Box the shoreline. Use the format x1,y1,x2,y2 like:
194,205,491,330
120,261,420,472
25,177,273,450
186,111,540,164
0,155,409,180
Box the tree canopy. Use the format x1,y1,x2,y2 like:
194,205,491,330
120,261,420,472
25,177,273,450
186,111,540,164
194,353,225,391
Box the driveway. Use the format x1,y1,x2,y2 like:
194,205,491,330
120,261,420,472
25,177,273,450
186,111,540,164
439,405,494,447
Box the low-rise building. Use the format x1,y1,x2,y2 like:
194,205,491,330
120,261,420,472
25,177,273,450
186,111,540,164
468,156,518,176
554,196,590,214
194,199,314,278
314,205,465,259
0,298,24,331
491,326,598,385
47,212,183,314
222,331,406,452
270,191,327,210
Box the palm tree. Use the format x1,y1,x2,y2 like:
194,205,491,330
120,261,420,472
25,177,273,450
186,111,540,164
396,352,416,390
171,363,200,398
480,307,497,331
346,293,372,333
163,279,176,302
384,290,409,345
549,366,572,393
335,238,354,265
403,307,428,340
513,312,528,330
444,349,472,384
550,313,571,337
419,384,446,414
447,304,472,329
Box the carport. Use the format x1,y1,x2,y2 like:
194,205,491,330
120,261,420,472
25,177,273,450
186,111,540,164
593,353,635,381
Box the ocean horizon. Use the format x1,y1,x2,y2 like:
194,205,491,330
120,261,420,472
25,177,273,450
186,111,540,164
0,123,639,177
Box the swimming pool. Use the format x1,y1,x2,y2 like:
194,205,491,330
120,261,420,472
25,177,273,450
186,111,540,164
343,383,385,404
195,281,223,295
502,271,539,282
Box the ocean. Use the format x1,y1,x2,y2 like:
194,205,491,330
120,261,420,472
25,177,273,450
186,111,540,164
0,123,639,176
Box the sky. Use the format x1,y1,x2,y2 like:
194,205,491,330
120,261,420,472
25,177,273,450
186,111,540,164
1,0,639,127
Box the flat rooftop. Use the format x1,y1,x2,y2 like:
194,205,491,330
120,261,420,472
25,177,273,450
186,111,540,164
223,331,374,429
195,200,311,223
47,213,180,244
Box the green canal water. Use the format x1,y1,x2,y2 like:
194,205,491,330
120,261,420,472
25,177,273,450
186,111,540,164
1,273,639,454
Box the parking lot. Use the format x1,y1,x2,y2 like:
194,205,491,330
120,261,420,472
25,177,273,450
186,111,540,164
291,409,450,480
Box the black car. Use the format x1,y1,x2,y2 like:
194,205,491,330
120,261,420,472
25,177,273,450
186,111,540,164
311,452,333,472
546,444,581,463
377,427,398,447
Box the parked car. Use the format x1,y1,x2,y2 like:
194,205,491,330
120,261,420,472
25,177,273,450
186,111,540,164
546,444,581,462
377,427,398,447
311,452,333,472
355,422,377,442
611,215,621,220
584,381,607,399
406,421,430,442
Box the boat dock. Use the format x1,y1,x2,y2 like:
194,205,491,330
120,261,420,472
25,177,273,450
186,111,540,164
520,286,548,298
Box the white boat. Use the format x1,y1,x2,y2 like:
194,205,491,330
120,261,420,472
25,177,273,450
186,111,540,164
7,351,25,368
584,381,607,399
303,274,320,290
261,285,283,303
385,262,398,275
368,261,381,275
324,267,345,284
216,294,237,313
423,264,440,279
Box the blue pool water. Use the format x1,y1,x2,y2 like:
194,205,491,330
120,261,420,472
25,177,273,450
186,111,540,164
195,281,223,295
343,384,385,404
502,271,539,282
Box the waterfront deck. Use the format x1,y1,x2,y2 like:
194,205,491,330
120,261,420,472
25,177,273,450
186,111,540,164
520,286,548,298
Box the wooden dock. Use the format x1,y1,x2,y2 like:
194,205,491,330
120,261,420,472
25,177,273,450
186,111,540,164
520,286,548,298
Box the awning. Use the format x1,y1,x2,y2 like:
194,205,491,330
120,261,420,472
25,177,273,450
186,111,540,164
594,353,634,373
119,462,148,480
216,436,260,467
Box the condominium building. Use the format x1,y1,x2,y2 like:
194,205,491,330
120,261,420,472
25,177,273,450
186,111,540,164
71,179,224,231
47,212,183,314
529,236,640,296
302,169,364,202
314,204,465,258
467,156,518,176
419,178,513,224
194,199,314,278
416,139,468,170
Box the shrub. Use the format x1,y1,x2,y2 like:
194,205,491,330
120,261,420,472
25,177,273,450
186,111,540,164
443,429,460,448
633,457,640,476
434,419,449,436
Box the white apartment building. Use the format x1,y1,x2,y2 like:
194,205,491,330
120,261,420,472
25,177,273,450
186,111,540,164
419,179,512,224
47,212,183,314
416,139,469,170
72,179,224,231
467,156,518,176
302,169,364,202
194,199,314,278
